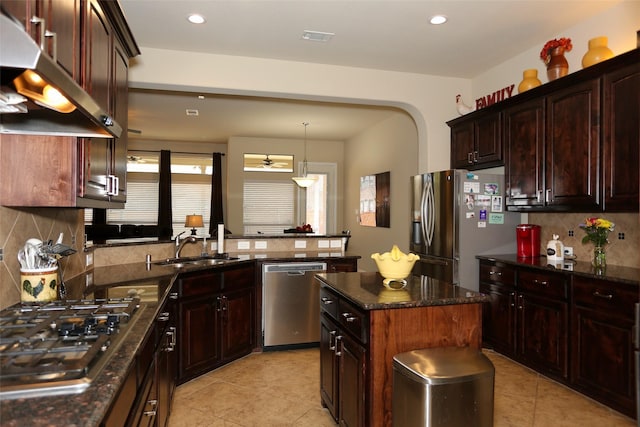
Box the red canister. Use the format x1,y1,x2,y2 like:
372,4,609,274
516,224,541,258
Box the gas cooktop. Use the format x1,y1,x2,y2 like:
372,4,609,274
0,298,140,400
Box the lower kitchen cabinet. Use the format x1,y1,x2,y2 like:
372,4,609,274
319,286,366,427
480,261,568,380
177,263,256,384
480,259,636,419
571,276,636,418
326,258,358,273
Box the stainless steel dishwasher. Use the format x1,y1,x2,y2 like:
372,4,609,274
262,262,327,348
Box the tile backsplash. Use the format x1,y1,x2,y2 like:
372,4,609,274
529,212,638,268
0,206,86,309
1,207,637,310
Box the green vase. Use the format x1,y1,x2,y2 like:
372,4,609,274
592,245,606,269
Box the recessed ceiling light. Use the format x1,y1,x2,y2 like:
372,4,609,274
302,30,335,42
187,14,206,24
429,15,448,25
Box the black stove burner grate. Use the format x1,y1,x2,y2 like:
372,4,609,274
0,298,139,399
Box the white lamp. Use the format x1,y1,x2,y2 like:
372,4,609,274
292,122,317,188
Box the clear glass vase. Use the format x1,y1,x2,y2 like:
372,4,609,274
592,245,606,269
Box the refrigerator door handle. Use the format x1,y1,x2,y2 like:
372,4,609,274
421,175,435,247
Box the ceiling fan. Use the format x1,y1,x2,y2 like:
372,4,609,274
244,154,293,172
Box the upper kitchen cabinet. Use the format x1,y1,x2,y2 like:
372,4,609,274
1,0,81,80
0,0,139,208
602,62,640,211
459,48,639,213
448,110,503,170
543,78,601,210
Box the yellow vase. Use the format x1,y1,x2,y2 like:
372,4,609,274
518,69,542,93
581,36,614,68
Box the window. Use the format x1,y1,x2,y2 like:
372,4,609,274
243,180,294,234
86,151,213,237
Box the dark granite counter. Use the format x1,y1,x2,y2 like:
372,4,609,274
1,254,359,426
476,254,639,286
0,275,174,427
316,272,489,310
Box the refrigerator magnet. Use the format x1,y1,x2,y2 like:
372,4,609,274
491,195,503,212
465,194,475,209
477,221,487,228
464,182,480,193
489,213,505,224
484,183,499,195
479,209,487,220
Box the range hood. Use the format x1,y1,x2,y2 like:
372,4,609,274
0,12,122,138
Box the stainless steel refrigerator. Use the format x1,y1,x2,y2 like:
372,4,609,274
410,169,520,291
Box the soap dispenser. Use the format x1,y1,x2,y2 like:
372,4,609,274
546,234,565,264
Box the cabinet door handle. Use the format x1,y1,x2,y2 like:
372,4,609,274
536,190,543,203
593,290,613,300
342,312,357,322
533,279,549,287
143,410,157,417
157,312,170,322
517,294,523,309
473,151,478,163
335,335,342,357
545,189,551,203
467,152,473,164
215,296,222,312
329,330,336,350
509,292,516,307
321,297,334,305
169,292,179,300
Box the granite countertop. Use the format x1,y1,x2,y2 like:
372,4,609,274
1,254,360,426
476,254,639,286
0,275,175,427
316,271,489,310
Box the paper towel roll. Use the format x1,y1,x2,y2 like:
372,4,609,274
218,224,224,254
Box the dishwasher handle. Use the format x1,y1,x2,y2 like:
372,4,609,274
262,263,327,274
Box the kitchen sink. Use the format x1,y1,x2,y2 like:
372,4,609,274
153,255,239,268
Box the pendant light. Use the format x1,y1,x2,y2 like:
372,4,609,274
292,121,316,188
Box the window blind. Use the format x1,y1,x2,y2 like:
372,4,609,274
243,180,294,234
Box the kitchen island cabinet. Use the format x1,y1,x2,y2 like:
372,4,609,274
478,254,639,419
317,272,487,427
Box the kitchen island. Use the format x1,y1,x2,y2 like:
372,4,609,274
316,272,488,427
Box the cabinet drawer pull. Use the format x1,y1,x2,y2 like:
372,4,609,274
321,297,334,305
489,271,502,276
157,312,170,322
533,279,548,286
342,312,357,322
169,292,179,300
143,410,157,417
593,290,613,300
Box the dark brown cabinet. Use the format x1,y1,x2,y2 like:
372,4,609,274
0,0,138,208
602,62,640,211
571,276,636,418
463,48,639,212
326,258,358,273
544,79,600,210
505,80,600,211
319,286,366,427
448,111,503,170
177,264,256,384
481,259,637,419
480,261,568,380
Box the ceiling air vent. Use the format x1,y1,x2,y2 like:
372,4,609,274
186,109,199,116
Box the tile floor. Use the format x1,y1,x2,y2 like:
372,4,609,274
168,348,636,427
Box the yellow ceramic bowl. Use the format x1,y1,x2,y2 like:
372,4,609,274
371,245,419,286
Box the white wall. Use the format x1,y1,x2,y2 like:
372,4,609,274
128,50,469,175
344,112,419,272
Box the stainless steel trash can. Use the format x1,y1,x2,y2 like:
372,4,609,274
392,347,494,427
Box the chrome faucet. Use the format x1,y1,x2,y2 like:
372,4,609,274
175,231,199,257
175,235,198,258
